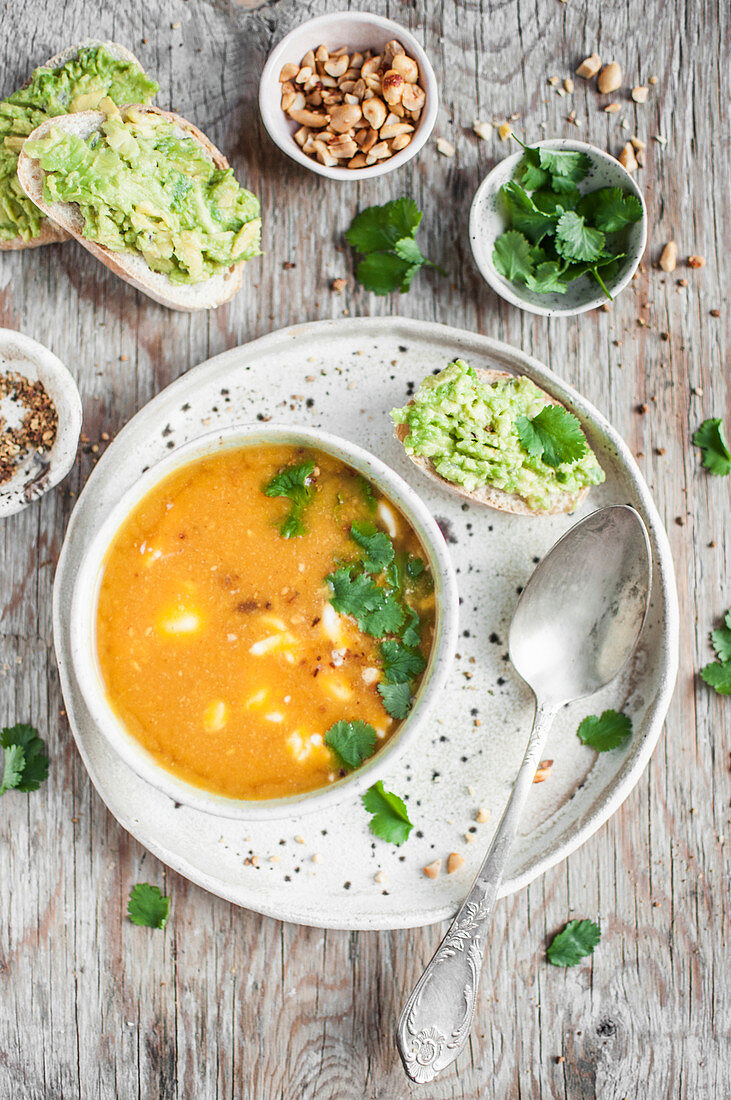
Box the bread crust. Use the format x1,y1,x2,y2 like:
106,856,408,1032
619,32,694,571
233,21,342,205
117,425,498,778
17,104,248,310
0,40,149,251
395,367,590,517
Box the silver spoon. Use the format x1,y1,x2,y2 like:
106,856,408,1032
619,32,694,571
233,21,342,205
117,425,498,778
397,504,652,1084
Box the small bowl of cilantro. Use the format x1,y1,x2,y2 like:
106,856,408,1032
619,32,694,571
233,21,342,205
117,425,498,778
469,138,647,316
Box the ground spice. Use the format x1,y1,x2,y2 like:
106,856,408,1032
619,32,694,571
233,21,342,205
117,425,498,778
0,371,58,485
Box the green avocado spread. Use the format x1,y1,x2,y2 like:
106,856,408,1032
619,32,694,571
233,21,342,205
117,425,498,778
0,44,158,242
25,105,262,284
391,359,605,512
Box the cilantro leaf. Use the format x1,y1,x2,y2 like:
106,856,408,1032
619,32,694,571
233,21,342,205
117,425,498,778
515,154,550,191
711,611,731,663
500,181,558,244
350,521,394,573
538,147,592,184
549,177,580,197
406,557,425,579
327,568,404,638
1,744,25,795
380,639,426,684
378,680,412,719
580,187,643,233
555,211,606,263
127,883,170,929
362,780,413,845
516,405,588,468
527,261,569,294
577,709,633,751
345,197,421,253
362,596,404,639
355,251,413,295
0,723,49,792
547,919,601,967
701,661,731,694
693,418,731,476
493,230,535,283
532,189,579,214
325,720,378,769
402,607,422,649
327,567,384,618
394,236,427,266
264,460,315,538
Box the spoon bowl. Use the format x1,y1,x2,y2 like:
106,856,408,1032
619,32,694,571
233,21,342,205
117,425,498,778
509,505,652,708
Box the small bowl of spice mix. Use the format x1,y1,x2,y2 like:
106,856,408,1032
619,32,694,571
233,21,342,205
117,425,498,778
0,329,82,518
259,12,438,180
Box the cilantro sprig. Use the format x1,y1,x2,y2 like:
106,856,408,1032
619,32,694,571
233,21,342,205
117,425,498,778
0,723,49,795
700,608,731,695
346,197,445,295
517,405,589,468
577,709,633,751
263,459,316,538
362,780,413,845
493,140,642,299
325,525,430,721
693,418,731,477
127,883,170,929
547,919,601,966
325,720,378,770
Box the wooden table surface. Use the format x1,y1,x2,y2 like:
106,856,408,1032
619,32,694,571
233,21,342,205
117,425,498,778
1,1,728,1097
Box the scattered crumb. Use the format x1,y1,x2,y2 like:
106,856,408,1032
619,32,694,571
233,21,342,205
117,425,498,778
436,137,456,157
563,77,574,93
312,852,323,864
375,871,387,884
687,255,705,268
464,832,476,844
498,122,513,141
331,278,347,293
294,834,305,844
476,806,491,823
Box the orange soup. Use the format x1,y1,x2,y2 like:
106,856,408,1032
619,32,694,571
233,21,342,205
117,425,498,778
96,444,435,800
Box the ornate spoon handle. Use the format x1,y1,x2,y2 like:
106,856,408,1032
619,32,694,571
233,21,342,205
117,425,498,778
396,701,556,1084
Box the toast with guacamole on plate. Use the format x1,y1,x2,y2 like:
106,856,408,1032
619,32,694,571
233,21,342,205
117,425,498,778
392,358,605,515
17,102,262,311
0,40,157,249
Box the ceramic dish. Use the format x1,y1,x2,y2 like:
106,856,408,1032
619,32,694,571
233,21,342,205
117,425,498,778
69,423,459,821
0,329,82,518
258,11,438,181
469,139,648,317
53,317,678,930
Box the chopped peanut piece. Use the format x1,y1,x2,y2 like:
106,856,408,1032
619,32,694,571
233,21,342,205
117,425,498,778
631,86,649,103
423,859,442,879
533,759,554,783
598,61,622,93
618,142,638,173
476,806,491,824
659,241,678,272
576,53,602,79
498,122,512,140
688,255,706,268
472,119,493,141
436,137,456,157
447,852,465,874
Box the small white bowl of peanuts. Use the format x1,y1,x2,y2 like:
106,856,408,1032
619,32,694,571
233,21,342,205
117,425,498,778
259,11,438,180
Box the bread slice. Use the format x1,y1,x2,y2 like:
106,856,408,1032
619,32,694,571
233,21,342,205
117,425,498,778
17,104,253,310
0,40,151,251
395,367,590,516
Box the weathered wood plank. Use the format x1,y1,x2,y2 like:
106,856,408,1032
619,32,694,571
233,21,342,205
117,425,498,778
0,0,728,1097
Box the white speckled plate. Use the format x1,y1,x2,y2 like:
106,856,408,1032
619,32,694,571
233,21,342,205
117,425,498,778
53,318,678,929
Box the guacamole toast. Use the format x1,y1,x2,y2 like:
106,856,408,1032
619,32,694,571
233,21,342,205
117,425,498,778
0,40,156,251
394,365,602,516
17,104,261,311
